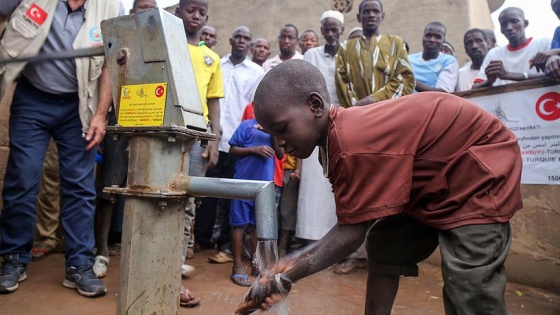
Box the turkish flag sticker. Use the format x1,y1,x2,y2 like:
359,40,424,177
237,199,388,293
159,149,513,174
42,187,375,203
155,85,165,98
535,92,560,121
25,4,48,26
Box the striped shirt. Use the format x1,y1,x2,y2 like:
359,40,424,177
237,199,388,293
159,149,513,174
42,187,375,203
335,35,415,108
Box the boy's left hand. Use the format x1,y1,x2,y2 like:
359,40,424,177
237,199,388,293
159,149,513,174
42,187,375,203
253,145,275,159
546,55,560,81
203,141,219,170
354,95,376,106
235,271,292,315
290,169,300,181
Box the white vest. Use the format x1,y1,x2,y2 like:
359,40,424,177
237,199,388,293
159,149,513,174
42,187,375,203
0,0,121,130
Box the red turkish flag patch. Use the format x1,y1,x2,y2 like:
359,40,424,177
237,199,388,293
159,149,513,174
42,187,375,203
25,4,48,26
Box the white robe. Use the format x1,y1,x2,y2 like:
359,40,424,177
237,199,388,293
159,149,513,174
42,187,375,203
295,147,338,240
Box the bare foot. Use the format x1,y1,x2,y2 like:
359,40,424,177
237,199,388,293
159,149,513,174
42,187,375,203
333,258,367,275
180,285,201,307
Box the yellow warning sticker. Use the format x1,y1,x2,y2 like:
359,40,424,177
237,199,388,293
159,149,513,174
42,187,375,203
118,83,167,126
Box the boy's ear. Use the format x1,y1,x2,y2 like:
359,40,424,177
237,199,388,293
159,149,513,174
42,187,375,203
308,92,325,118
175,6,179,16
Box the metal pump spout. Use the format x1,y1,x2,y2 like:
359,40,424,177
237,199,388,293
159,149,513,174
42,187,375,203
175,175,278,240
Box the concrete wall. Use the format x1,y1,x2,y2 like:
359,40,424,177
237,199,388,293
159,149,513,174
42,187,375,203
426,184,560,292
507,185,560,291
180,0,494,66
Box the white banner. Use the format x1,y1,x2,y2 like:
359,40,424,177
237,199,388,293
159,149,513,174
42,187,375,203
468,85,560,185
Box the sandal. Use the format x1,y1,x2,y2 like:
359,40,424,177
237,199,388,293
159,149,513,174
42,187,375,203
333,258,367,275
31,243,55,261
208,251,233,264
93,255,110,278
180,286,201,307
230,274,251,287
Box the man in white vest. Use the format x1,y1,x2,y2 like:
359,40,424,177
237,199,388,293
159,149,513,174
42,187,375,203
0,0,123,297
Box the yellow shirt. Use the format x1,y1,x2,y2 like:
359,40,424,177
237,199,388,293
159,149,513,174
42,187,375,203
188,44,224,122
283,154,297,170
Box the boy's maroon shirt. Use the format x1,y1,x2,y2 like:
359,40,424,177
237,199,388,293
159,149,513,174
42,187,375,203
324,92,522,230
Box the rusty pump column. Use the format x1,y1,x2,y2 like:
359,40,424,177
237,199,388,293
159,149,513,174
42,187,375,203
101,8,277,315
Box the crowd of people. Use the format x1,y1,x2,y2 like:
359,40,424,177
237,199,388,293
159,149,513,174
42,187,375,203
0,0,559,313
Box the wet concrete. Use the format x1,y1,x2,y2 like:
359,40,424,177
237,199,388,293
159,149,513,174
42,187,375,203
1,249,559,314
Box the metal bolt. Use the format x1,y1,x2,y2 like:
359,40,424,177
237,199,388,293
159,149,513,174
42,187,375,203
116,48,130,65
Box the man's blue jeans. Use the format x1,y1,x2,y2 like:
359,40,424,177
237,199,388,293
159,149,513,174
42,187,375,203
0,78,96,268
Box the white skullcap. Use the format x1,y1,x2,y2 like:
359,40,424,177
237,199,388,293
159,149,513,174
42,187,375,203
320,10,344,24
348,27,363,36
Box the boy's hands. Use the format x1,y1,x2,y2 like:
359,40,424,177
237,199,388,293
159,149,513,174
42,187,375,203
235,271,293,315
290,168,300,181
203,141,219,171
485,60,509,81
252,145,275,159
545,55,560,81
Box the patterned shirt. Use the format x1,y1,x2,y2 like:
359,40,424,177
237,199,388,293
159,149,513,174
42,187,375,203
335,35,415,108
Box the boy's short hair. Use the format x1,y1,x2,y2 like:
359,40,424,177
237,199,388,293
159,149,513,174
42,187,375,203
425,21,447,35
179,0,207,6
280,23,299,38
254,60,330,112
358,0,384,13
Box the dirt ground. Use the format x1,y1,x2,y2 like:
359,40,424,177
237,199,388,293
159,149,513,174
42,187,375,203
1,249,559,315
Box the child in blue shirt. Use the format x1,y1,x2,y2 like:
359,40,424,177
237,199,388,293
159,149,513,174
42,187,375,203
228,119,283,287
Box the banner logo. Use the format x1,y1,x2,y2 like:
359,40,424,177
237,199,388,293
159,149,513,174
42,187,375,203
535,92,560,121
89,26,102,43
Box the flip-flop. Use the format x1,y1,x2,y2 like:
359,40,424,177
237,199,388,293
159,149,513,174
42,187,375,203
180,287,201,307
231,274,251,287
208,251,234,264
31,243,55,261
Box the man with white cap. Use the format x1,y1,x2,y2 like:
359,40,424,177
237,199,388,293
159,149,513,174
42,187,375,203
304,10,345,107
295,10,344,257
348,26,363,39
335,0,414,108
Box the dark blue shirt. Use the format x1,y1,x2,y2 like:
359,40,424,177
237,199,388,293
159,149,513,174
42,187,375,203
229,119,275,181
552,26,560,49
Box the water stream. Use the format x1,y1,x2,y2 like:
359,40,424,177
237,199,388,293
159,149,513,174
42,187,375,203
253,239,278,274
241,239,291,315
